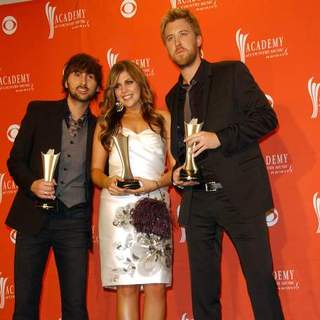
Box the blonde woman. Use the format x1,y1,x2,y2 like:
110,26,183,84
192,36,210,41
91,60,175,320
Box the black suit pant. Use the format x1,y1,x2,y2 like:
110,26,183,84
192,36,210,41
13,208,91,320
185,191,284,320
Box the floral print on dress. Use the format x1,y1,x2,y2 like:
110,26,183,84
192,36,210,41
110,202,172,281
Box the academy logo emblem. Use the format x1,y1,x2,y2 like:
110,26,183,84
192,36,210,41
308,77,320,119
107,48,119,69
181,312,194,320
45,2,56,39
235,28,287,62
312,192,320,233
236,29,249,63
7,124,20,142
0,173,5,204
45,1,89,39
0,274,8,309
0,172,18,203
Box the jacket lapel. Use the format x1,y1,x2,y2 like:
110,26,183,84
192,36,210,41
200,63,214,130
169,83,181,160
86,110,96,165
50,99,67,153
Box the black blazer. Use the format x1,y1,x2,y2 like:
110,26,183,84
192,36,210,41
166,60,277,225
5,99,96,235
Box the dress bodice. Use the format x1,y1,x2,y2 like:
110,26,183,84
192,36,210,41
109,127,166,180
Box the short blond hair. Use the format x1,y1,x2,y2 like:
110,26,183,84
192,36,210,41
160,8,202,42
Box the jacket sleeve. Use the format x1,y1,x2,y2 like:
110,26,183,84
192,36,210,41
216,61,278,156
7,102,38,196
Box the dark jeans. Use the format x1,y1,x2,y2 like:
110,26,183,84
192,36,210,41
13,207,91,320
185,191,284,320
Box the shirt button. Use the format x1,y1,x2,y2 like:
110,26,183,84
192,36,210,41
63,168,67,171
70,140,74,144
67,154,71,158
60,181,64,184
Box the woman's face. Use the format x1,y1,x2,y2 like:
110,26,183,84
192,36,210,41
114,70,141,110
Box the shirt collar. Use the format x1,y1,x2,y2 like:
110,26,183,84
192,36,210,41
178,59,207,88
64,105,89,128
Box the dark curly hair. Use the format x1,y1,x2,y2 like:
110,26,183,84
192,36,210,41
62,53,103,98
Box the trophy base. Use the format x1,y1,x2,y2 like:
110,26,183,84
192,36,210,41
36,200,56,210
179,169,202,182
117,179,141,190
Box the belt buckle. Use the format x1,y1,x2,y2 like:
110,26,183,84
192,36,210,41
205,181,218,192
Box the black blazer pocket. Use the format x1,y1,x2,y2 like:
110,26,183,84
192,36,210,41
239,156,263,171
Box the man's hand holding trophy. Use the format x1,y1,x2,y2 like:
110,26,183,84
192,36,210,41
173,118,221,188
179,118,204,182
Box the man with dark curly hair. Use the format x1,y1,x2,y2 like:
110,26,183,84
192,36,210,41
6,53,102,320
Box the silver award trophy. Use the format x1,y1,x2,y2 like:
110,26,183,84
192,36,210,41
112,133,140,189
37,149,60,210
180,118,204,182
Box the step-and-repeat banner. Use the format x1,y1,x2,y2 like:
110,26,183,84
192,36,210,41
1,0,320,319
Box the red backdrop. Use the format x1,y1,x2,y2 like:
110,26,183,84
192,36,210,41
1,0,320,319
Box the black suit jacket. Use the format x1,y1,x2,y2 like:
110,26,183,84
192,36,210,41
5,99,96,235
166,60,277,225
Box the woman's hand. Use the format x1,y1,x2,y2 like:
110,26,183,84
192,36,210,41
125,177,159,195
105,175,130,196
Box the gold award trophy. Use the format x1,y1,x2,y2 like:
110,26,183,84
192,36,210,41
112,133,140,189
180,118,204,182
37,149,60,210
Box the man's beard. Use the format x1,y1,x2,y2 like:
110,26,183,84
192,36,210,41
68,87,96,102
172,46,198,69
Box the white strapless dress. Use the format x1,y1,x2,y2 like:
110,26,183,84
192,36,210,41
99,128,172,288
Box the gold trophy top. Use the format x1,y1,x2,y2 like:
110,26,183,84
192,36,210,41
184,118,204,137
